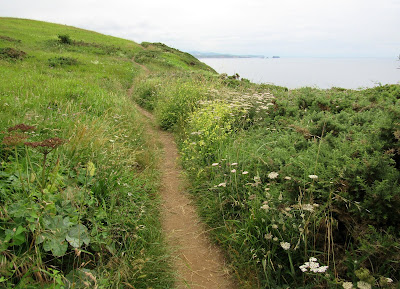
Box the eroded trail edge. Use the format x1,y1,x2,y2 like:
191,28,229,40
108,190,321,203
135,105,235,289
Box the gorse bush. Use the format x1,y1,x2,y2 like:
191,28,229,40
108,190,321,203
0,47,26,61
48,56,78,67
58,34,72,45
175,84,400,288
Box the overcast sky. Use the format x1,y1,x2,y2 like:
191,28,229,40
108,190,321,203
1,0,399,57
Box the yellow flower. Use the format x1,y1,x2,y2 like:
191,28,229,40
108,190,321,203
87,161,96,177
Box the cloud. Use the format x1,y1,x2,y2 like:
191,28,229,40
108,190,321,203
1,0,399,57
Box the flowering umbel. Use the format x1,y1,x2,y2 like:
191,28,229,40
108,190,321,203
25,137,65,149
2,123,36,147
7,123,36,132
2,133,29,147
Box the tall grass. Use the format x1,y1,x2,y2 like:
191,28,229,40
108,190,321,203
0,18,173,288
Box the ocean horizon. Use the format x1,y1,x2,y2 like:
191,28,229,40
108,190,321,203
199,57,400,89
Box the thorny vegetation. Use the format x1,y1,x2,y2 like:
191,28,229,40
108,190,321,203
134,70,400,288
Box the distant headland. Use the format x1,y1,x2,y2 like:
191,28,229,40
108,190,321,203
189,51,266,59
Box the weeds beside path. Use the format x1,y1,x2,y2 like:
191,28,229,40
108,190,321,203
133,103,236,288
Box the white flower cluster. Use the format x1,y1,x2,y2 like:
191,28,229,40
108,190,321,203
342,281,353,289
268,171,279,179
299,257,328,273
280,242,291,250
356,281,371,289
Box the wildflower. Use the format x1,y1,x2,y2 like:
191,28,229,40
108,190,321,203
278,192,283,201
190,131,202,135
272,224,278,229
242,171,249,175
268,172,279,179
230,162,238,166
212,162,219,166
25,137,65,150
301,204,314,212
342,282,353,289
218,182,226,187
280,242,291,250
284,176,292,180
312,265,328,273
2,133,29,146
7,123,36,132
261,204,269,211
357,281,371,289
273,237,278,241
308,174,318,180
231,169,236,173
299,265,308,272
386,278,393,283
264,233,273,240
86,161,96,177
299,257,328,274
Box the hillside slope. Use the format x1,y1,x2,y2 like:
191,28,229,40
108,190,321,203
0,17,217,288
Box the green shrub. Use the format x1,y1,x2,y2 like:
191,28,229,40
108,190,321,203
0,47,26,61
58,34,72,44
154,78,210,130
178,84,400,288
48,56,78,67
132,78,161,111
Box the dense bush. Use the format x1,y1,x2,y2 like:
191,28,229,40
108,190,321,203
0,47,26,61
58,34,72,44
176,84,400,288
48,56,78,67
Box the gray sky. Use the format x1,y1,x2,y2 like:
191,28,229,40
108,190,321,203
1,0,399,57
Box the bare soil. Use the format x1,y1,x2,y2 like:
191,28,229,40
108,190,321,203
135,105,236,288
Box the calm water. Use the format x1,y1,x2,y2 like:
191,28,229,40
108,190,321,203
199,57,400,89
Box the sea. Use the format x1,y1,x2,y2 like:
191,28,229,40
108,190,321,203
199,57,400,90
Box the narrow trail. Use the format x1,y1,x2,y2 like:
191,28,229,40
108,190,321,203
129,60,236,288
135,105,236,289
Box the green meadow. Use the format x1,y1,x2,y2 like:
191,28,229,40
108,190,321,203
1,17,400,288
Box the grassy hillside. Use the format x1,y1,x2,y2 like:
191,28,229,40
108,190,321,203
0,17,212,288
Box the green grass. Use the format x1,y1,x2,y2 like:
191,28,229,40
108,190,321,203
0,17,174,288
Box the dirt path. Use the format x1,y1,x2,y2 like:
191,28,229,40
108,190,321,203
135,105,236,288
129,57,236,288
